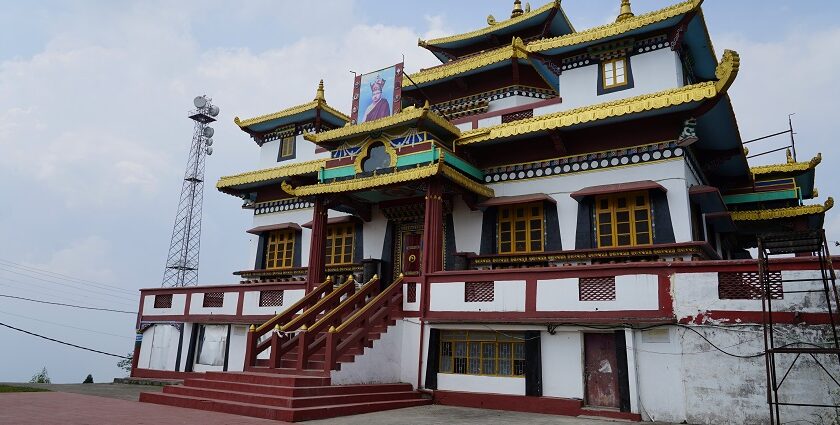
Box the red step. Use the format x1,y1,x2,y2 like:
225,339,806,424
203,371,329,387
140,390,430,422
165,385,421,408
182,378,413,397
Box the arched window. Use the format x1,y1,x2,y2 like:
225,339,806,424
361,142,392,172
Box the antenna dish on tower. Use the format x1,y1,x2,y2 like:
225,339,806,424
205,146,213,156
203,127,215,137
193,96,208,108
208,105,220,117
205,138,213,147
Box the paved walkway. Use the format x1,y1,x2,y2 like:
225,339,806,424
0,382,673,424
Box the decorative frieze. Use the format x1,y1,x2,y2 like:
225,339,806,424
254,198,314,216
483,141,684,184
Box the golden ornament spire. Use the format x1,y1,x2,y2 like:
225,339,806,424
511,0,524,18
314,79,325,102
616,0,634,22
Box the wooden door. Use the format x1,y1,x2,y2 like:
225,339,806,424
402,231,422,276
584,333,620,409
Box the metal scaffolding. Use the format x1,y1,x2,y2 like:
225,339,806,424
758,230,840,424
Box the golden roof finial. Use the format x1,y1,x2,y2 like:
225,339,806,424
314,79,325,102
616,0,634,22
511,0,524,18
786,148,794,163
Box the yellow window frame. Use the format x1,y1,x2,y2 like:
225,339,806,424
497,202,545,254
438,330,525,377
265,229,295,269
602,57,628,89
595,190,653,248
279,136,295,160
325,223,355,266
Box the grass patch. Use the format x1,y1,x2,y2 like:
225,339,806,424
0,385,51,393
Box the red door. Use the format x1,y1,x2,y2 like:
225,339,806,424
402,232,422,276
584,333,620,409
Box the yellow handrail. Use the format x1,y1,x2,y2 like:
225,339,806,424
281,276,355,332
254,276,332,333
308,275,380,333
335,274,403,333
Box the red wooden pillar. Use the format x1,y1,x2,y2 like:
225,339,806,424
422,179,444,275
306,198,328,292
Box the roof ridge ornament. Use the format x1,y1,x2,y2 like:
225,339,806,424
315,79,325,102
511,0,524,19
616,0,634,22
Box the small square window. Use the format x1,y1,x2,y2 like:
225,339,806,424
202,292,224,308
154,294,172,309
259,290,284,307
602,58,629,89
277,136,295,161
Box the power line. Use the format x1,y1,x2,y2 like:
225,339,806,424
0,294,136,314
0,320,128,358
0,257,134,295
0,267,137,303
0,261,135,297
0,310,133,340
0,277,137,309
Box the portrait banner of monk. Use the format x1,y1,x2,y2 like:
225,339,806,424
351,63,403,124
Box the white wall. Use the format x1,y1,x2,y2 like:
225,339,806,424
429,281,526,312
541,330,584,399
226,325,248,372
486,158,693,246
437,373,525,395
634,327,688,422
552,49,683,112
451,198,483,254
536,275,660,312
331,322,404,385
400,319,422,387
673,271,833,321
362,206,387,260
142,293,187,316
241,289,305,316
257,134,328,169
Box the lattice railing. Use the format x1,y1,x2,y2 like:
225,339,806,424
718,271,783,300
465,282,495,302
579,277,616,301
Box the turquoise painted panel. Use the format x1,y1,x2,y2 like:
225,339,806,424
320,165,355,181
723,189,799,205
396,150,436,167
444,153,484,180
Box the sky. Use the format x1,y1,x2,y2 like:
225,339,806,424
0,0,839,384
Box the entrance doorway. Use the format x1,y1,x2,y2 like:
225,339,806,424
583,332,621,409
394,222,423,277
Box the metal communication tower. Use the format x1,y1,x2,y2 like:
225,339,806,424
161,96,219,287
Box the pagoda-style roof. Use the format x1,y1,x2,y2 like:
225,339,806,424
455,49,739,147
405,0,713,95
418,0,574,62
731,198,833,222
405,38,531,88
303,103,461,148
281,159,493,199
234,80,350,135
751,152,822,177
216,158,326,195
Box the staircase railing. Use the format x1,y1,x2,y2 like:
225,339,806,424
295,275,381,369
322,274,405,373
268,275,358,368
244,276,334,368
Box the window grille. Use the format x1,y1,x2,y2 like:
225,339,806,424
465,281,494,303
501,109,533,124
579,276,617,301
718,271,783,300
439,330,525,377
202,292,224,308
153,294,173,309
259,290,284,307
406,283,417,303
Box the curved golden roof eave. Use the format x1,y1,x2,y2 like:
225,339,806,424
750,153,822,176
216,158,327,191
404,38,530,87
731,198,834,221
455,48,738,147
234,99,350,129
304,104,461,145
528,0,703,52
420,1,562,48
